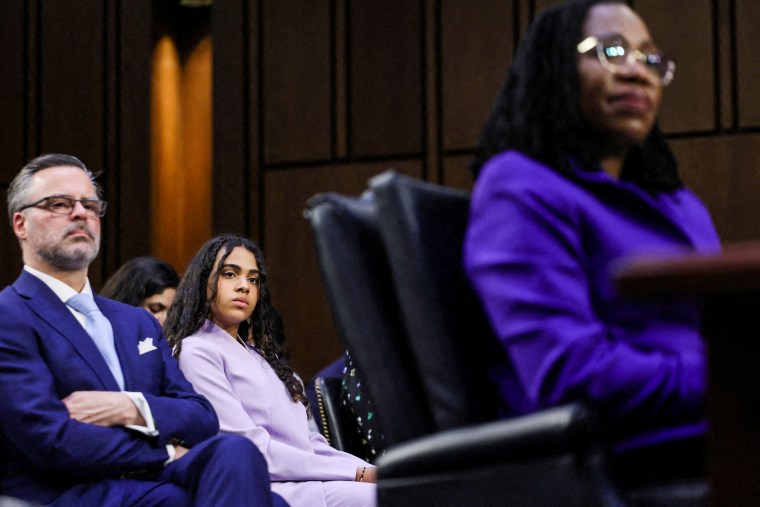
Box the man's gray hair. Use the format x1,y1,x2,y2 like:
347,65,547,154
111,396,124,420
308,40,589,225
7,154,101,225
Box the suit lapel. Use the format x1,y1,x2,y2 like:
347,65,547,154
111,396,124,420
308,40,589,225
14,272,120,391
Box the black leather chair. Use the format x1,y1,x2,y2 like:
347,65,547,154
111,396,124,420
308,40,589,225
304,191,434,450
305,184,629,505
365,171,623,505
370,170,505,430
368,170,707,506
306,376,360,455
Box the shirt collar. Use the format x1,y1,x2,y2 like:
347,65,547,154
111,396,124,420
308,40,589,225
23,265,94,303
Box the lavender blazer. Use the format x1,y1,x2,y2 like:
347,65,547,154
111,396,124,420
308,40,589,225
178,321,375,506
464,150,721,451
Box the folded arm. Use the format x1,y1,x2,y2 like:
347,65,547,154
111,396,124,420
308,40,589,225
63,390,146,426
0,308,217,480
0,319,168,480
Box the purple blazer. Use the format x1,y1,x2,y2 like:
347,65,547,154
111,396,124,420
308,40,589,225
464,150,721,451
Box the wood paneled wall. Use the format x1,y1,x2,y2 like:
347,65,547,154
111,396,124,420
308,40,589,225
2,0,760,381
212,0,760,379
0,0,153,288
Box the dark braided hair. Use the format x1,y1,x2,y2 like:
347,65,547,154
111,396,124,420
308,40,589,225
165,234,309,408
470,0,681,194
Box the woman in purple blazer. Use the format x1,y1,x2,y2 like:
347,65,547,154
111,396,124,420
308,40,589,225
165,235,376,507
464,0,720,457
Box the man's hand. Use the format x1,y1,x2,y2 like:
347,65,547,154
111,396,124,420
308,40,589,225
174,445,189,461
62,391,146,427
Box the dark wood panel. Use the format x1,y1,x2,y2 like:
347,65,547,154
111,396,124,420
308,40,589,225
714,134,760,241
264,161,423,381
422,0,440,182
114,0,153,269
636,0,715,133
671,137,731,241
736,0,760,128
263,0,331,164
442,154,474,192
441,0,513,151
100,0,119,280
38,0,105,165
717,0,733,130
212,0,255,238
25,0,39,160
0,183,23,289
0,0,26,182
334,0,348,159
671,133,760,243
37,0,107,286
349,1,422,157
534,0,565,17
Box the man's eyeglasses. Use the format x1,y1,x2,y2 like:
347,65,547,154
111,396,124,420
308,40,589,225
18,195,108,218
577,33,675,86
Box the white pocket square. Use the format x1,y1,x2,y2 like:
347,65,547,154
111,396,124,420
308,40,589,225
138,337,158,355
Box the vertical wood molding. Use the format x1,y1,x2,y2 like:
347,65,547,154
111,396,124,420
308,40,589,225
736,0,760,128
249,0,262,243
716,0,732,131
424,0,441,183
26,0,40,160
333,0,348,160
103,0,119,278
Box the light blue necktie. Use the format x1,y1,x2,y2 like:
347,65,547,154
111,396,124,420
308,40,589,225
66,293,125,390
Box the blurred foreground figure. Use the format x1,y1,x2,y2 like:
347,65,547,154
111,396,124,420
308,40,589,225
465,0,720,453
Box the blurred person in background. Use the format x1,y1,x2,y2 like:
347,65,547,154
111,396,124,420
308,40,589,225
101,256,179,326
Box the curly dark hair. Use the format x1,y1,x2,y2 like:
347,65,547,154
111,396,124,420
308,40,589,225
100,256,179,306
470,0,681,194
164,234,308,407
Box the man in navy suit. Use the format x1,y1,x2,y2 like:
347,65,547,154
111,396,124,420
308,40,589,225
0,154,285,506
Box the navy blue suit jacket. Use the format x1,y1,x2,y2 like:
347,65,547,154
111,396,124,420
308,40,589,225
0,271,219,503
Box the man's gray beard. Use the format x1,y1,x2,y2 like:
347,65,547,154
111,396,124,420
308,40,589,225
38,239,100,272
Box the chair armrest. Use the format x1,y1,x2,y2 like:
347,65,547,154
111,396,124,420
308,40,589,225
314,376,354,450
313,376,340,446
377,403,603,478
615,242,760,297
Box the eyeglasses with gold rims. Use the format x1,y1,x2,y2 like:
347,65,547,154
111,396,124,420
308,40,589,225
577,33,675,86
18,195,108,218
